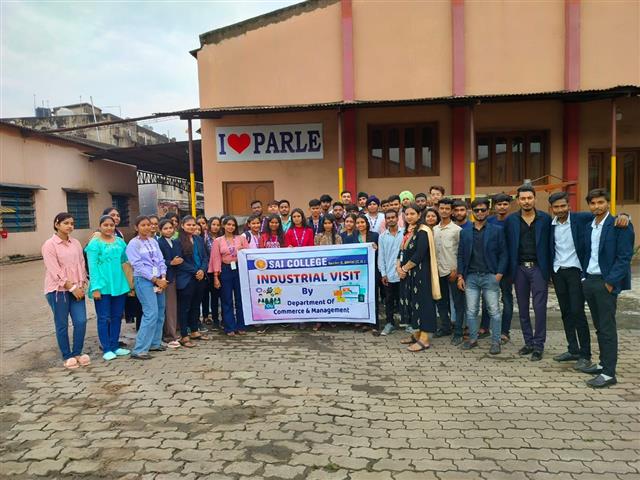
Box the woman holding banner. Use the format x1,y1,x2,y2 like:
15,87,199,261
210,216,249,336
398,203,441,352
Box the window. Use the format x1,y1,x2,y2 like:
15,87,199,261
475,131,549,187
0,188,36,232
589,148,640,204
368,123,438,178
66,193,90,229
112,195,130,226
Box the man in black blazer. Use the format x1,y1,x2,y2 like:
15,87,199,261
579,189,635,388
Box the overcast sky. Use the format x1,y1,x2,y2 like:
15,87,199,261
1,1,299,140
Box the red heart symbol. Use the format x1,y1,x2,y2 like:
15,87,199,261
228,133,251,154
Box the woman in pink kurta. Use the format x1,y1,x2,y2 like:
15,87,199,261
42,212,90,369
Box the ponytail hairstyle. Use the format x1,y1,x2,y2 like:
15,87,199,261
179,215,196,256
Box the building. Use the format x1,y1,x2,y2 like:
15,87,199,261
6,103,173,148
0,122,139,259
190,0,639,222
139,182,205,217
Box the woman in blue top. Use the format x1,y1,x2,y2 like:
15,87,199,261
126,216,168,360
85,215,131,361
176,216,210,346
157,219,183,349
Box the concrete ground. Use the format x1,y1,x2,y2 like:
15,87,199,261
1,260,639,480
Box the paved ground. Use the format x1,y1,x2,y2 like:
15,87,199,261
1,260,639,479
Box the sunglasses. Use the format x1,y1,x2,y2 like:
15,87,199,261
472,208,488,213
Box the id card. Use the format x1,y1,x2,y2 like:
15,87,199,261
230,261,237,271
152,266,159,277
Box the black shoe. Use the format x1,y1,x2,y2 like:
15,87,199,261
478,330,490,339
574,358,592,371
586,375,617,388
451,335,463,346
518,345,534,356
461,341,478,350
434,329,451,338
530,350,543,362
578,363,603,375
131,353,152,360
489,343,501,355
149,345,167,352
118,341,128,347
553,352,580,362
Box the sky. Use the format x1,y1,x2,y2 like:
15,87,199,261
0,0,299,140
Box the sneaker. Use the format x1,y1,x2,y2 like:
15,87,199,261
461,340,478,350
114,348,130,356
530,350,543,362
149,345,167,352
405,326,418,334
103,351,117,361
451,335,463,346
489,343,501,355
380,324,396,336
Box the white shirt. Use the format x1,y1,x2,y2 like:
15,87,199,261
366,212,385,234
434,221,462,277
587,212,609,275
552,215,582,272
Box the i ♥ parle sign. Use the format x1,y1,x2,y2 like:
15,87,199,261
216,123,323,162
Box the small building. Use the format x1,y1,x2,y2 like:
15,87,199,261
190,0,639,221
0,122,139,259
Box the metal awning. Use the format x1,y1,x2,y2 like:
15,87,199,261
86,140,203,182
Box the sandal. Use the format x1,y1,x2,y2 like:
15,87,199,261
190,332,209,340
167,340,181,349
257,326,269,334
180,337,196,348
408,339,431,352
63,358,79,369
226,332,236,337
400,335,417,345
313,323,321,331
237,330,247,336
75,354,91,366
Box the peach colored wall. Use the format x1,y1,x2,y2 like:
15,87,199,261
0,127,139,259
197,2,342,108
579,97,640,223
581,0,640,90
352,1,452,100
465,1,565,95
355,105,452,198
201,110,340,216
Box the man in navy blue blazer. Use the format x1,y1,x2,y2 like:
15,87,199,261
579,189,635,388
504,185,551,361
456,198,508,354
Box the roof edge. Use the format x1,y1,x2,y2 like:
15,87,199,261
198,0,339,47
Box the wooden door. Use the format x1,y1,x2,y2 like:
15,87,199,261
223,181,274,216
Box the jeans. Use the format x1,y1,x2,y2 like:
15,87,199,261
178,277,207,337
133,277,166,355
583,275,618,377
46,292,87,361
450,281,466,337
464,273,502,344
220,264,245,333
481,275,514,336
94,294,126,353
514,265,548,351
384,282,400,327
552,267,591,359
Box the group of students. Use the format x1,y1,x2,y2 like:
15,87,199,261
42,185,634,389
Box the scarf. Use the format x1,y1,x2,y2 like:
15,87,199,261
419,225,441,301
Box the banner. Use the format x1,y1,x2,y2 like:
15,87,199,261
238,244,376,325
216,123,323,162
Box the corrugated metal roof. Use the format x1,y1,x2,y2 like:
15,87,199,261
175,85,639,119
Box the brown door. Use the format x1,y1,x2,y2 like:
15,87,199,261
223,181,274,216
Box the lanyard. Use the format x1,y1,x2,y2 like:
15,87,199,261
368,214,379,231
310,219,321,235
140,237,156,260
293,228,306,247
224,236,236,256
249,232,259,246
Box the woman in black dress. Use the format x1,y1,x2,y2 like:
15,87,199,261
397,204,441,352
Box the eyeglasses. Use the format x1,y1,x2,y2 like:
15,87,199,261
472,208,488,213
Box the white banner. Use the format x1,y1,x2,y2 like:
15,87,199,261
216,123,323,162
238,244,376,324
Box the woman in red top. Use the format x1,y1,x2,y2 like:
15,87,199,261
259,214,285,248
284,208,314,247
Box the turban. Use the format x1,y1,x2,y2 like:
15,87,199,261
399,191,415,203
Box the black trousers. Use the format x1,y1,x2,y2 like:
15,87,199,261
177,277,208,337
552,267,591,359
383,282,400,328
436,275,452,333
583,275,618,377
